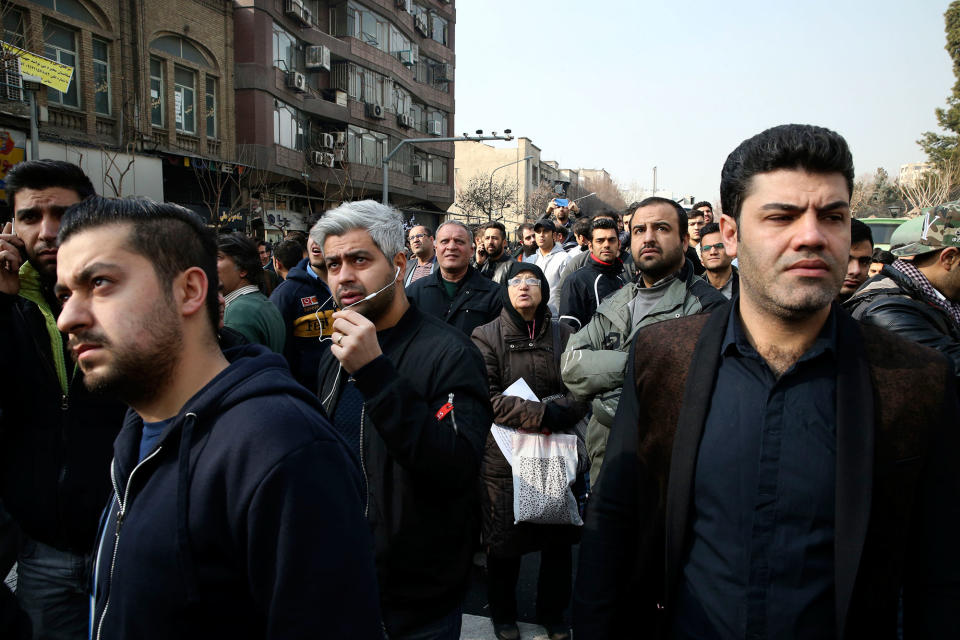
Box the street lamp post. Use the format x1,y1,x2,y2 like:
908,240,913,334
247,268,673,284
382,131,515,205
489,155,533,221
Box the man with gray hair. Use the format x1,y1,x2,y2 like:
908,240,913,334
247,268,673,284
312,200,493,640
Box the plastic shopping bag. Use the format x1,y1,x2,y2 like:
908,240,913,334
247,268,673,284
511,432,583,526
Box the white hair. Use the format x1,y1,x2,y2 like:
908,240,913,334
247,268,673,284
310,200,405,259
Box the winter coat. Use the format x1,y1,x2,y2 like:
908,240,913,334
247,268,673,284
477,250,513,284
471,305,588,557
558,254,627,330
90,344,381,640
268,258,335,391
223,290,286,353
405,265,503,336
0,262,127,554
316,304,493,636
561,260,727,480
844,264,960,375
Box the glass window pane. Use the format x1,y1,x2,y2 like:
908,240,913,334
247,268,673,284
53,0,98,26
174,66,194,88
181,40,207,67
150,58,163,126
152,35,181,57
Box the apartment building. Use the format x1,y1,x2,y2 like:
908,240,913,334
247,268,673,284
0,0,455,239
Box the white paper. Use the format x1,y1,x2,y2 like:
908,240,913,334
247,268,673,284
490,378,539,466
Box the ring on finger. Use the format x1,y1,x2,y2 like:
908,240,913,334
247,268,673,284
337,334,343,346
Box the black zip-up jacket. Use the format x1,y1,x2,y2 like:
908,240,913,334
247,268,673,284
558,254,626,330
91,344,381,639
406,265,503,336
0,288,126,554
844,264,960,375
268,258,334,391
317,303,493,636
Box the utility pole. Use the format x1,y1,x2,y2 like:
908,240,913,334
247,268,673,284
652,166,657,197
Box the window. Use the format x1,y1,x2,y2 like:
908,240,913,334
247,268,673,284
205,76,217,138
152,35,209,67
30,0,98,26
394,87,411,119
272,22,299,71
43,21,79,107
430,14,448,46
345,125,385,167
92,37,110,115
150,58,164,126
174,66,195,134
1,10,24,101
409,103,424,132
274,100,303,150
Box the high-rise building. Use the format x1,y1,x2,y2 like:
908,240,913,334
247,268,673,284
0,0,455,238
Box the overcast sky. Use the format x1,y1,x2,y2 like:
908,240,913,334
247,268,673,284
454,0,954,205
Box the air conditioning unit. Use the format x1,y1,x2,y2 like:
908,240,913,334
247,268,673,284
333,148,346,163
433,62,453,83
414,16,428,36
300,6,313,25
334,131,346,146
397,50,415,67
411,164,422,179
428,120,443,136
284,0,303,21
311,151,335,168
394,0,407,9
397,113,412,128
319,132,335,149
286,71,306,92
365,103,385,119
305,46,330,71
334,90,348,106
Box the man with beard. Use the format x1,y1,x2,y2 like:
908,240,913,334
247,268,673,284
558,217,626,330
54,196,381,640
477,222,512,284
574,124,960,638
561,197,725,480
313,200,492,640
517,223,537,261
0,160,126,639
404,225,436,286
692,200,715,224
837,218,873,302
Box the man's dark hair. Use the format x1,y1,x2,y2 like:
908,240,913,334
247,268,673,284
408,225,434,238
273,238,304,272
572,217,592,240
6,159,95,209
720,124,854,222
518,222,534,234
699,222,721,238
634,197,689,239
218,232,263,289
692,201,713,211
58,196,219,333
851,218,873,247
257,240,272,252
872,248,896,265
483,221,506,238
624,202,643,217
687,208,704,221
591,210,617,222
589,217,618,240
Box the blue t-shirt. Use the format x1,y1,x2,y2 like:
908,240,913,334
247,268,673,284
139,419,172,461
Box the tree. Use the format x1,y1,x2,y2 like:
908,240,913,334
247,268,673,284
453,172,516,223
899,158,960,214
578,174,627,217
851,168,906,218
919,1,960,166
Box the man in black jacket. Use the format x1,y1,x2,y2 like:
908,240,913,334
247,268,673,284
558,217,626,330
55,196,381,640
268,233,335,391
844,202,960,373
314,200,493,639
476,221,513,284
0,160,126,639
407,220,502,336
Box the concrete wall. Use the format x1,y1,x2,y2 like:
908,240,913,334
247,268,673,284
40,141,164,201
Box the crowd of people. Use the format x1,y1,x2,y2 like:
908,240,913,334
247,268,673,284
0,121,958,640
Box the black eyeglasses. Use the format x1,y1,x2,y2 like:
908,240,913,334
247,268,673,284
409,233,428,241
700,242,724,252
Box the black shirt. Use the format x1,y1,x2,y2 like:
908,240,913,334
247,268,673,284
675,301,838,640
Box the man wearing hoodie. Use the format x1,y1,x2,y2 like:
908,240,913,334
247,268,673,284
269,224,336,392
525,219,571,316
0,160,126,639
314,200,493,640
54,196,381,640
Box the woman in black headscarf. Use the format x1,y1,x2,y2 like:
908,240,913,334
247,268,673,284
470,261,588,640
